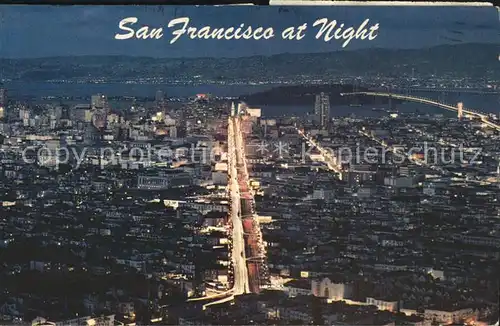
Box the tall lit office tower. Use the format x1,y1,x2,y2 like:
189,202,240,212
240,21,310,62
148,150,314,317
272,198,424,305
314,92,330,128
0,86,6,119
155,90,167,112
155,90,164,104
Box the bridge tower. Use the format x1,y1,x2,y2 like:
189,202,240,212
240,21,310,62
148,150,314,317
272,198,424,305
388,86,397,111
387,86,392,110
352,81,360,106
457,102,464,120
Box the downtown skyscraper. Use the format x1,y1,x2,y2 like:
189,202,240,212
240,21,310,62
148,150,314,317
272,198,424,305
0,86,6,120
314,92,330,128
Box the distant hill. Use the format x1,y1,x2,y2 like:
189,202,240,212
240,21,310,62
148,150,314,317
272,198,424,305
0,43,497,82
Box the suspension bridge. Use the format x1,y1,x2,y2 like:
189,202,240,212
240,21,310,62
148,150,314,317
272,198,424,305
341,91,500,131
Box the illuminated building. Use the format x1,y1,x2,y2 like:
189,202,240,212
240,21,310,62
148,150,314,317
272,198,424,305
246,107,261,118
314,92,330,128
0,86,6,120
312,277,353,301
196,93,209,101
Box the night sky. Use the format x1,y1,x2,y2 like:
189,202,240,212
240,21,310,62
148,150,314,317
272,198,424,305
0,5,498,58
